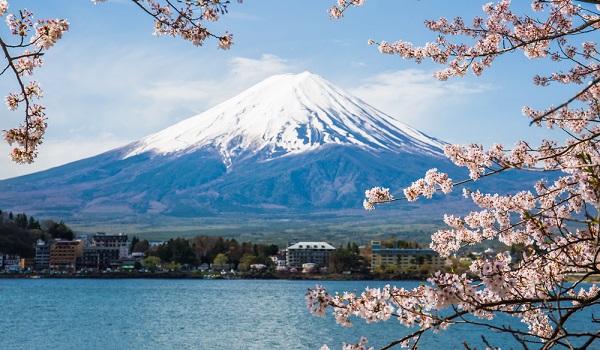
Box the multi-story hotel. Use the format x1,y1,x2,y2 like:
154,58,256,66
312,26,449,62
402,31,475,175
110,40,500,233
82,247,121,271
286,242,336,268
49,240,84,271
91,232,130,259
370,241,446,270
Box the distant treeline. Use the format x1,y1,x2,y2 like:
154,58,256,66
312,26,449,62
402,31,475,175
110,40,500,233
0,209,74,258
136,235,281,268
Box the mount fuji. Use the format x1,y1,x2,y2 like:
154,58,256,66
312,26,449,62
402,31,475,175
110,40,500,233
0,72,516,231
124,71,446,164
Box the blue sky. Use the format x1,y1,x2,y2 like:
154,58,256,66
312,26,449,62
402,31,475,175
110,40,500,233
0,0,567,179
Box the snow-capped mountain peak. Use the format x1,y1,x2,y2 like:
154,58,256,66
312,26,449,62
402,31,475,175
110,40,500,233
124,71,445,166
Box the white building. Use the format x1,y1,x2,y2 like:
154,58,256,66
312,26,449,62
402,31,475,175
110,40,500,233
4,254,21,266
35,239,50,270
270,255,286,267
286,242,335,268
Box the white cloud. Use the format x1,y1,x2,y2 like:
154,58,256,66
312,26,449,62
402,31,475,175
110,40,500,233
346,69,492,138
228,54,292,82
344,69,562,147
138,54,295,110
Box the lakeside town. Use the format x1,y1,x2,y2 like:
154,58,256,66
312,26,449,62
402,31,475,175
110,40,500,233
0,210,504,280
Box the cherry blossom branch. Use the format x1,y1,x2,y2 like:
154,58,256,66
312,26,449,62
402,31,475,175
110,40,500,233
309,279,600,349
129,0,239,49
0,5,57,163
529,75,600,125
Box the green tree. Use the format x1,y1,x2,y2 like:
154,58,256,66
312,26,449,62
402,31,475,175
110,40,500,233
130,236,139,253
411,255,426,266
15,213,27,229
133,239,150,253
254,254,272,268
226,239,243,267
142,256,161,272
154,237,197,265
329,249,365,273
27,216,40,230
47,221,74,240
212,253,229,270
163,261,181,271
238,254,257,271
0,225,40,258
264,244,279,256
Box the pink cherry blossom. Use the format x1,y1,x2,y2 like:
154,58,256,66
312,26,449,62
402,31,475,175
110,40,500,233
317,1,600,348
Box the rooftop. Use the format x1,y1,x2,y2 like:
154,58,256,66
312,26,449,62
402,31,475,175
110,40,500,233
287,242,335,250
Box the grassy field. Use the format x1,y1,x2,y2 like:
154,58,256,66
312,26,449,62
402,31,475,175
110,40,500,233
66,209,449,247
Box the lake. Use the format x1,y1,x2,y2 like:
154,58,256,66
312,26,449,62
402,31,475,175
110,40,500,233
0,278,594,349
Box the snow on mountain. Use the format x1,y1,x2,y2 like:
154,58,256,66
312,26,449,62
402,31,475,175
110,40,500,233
124,71,446,166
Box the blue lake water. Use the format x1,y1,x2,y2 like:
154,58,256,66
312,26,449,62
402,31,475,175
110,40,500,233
0,278,595,349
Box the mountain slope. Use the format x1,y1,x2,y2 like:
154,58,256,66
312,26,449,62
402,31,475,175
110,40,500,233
0,72,538,227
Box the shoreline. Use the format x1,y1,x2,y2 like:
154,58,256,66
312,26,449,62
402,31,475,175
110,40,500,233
1,271,427,281
6,271,599,283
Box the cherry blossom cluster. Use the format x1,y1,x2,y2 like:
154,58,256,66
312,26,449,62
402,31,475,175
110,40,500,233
1,4,67,163
30,19,69,50
363,170,451,209
125,0,242,49
321,1,600,349
403,168,452,201
328,0,365,19
319,337,372,350
0,1,7,17
362,186,392,210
